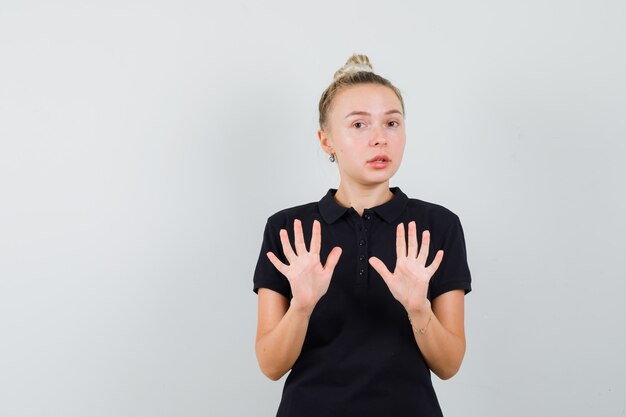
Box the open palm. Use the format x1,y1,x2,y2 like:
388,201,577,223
369,221,444,313
266,219,342,314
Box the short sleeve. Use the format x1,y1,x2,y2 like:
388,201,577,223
252,218,292,299
428,213,472,300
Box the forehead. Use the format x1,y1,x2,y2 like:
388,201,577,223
331,84,402,115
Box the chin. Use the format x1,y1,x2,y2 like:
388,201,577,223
343,166,397,186
362,175,394,186
369,168,398,182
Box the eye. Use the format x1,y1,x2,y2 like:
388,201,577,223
353,122,365,129
388,120,400,127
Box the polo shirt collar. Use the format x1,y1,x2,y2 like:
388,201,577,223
372,187,409,223
319,187,409,224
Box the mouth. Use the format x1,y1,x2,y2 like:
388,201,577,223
367,154,390,163
366,154,391,169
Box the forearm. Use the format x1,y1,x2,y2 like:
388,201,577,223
408,307,466,380
255,304,311,381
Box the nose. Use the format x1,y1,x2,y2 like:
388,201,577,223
370,124,388,147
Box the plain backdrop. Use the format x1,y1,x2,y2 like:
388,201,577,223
1,1,625,416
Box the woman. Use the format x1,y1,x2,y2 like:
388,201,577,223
252,54,472,417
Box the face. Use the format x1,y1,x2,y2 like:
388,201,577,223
318,83,406,187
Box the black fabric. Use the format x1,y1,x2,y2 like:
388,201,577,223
253,187,472,417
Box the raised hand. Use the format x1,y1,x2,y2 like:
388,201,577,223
369,221,444,314
266,219,342,315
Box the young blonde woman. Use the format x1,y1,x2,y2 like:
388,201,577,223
253,54,472,417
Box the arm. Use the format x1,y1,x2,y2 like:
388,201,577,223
407,289,466,380
255,288,312,381
254,219,342,381
369,221,467,380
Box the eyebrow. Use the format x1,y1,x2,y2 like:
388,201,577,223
344,109,403,118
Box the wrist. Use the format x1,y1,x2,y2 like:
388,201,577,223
408,312,432,335
406,299,431,318
289,299,315,318
407,302,432,333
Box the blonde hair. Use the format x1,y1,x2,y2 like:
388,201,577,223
318,53,405,130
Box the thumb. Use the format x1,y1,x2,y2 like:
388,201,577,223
266,251,287,276
369,256,393,284
426,250,444,277
322,246,342,275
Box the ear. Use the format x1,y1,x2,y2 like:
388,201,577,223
318,130,333,156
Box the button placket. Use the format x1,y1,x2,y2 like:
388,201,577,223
356,211,372,286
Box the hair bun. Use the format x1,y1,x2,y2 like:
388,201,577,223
333,53,374,80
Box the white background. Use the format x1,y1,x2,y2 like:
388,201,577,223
1,1,625,416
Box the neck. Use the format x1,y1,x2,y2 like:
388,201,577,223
333,182,394,216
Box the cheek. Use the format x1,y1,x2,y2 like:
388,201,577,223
336,144,363,166
394,133,407,150
336,140,356,154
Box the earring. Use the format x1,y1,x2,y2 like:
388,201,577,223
329,154,335,163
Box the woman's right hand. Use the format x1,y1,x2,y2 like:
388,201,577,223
266,219,342,316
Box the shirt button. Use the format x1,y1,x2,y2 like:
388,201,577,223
364,214,371,220
359,269,365,275
359,239,366,246
359,255,366,261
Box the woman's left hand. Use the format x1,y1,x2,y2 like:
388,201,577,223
369,221,444,314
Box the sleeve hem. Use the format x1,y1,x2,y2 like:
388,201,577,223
429,279,472,301
253,282,291,299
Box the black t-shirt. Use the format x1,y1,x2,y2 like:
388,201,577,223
253,187,472,417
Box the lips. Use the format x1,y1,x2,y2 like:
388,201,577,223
367,154,390,163
366,154,391,169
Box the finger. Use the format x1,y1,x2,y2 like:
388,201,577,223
279,228,296,263
266,251,288,275
396,223,406,258
417,230,431,265
293,219,307,255
310,220,321,254
369,256,394,284
322,246,342,276
407,221,418,258
426,250,444,277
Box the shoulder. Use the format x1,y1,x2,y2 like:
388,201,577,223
266,200,321,228
405,196,461,226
